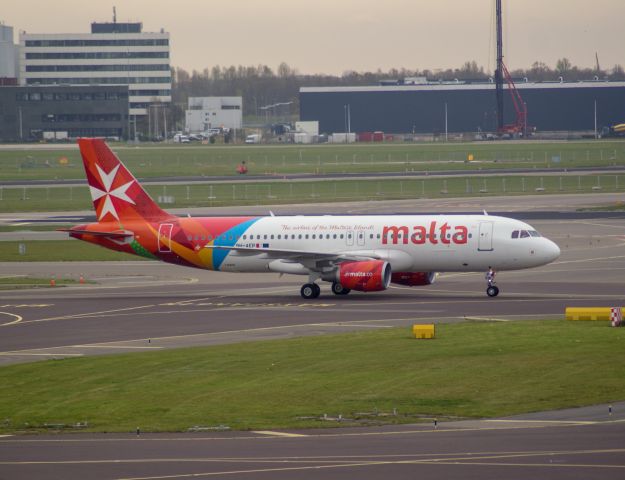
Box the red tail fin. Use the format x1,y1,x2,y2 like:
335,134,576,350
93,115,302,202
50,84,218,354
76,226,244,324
78,138,171,223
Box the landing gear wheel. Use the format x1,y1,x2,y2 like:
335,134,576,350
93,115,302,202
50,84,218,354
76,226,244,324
486,285,500,297
331,282,351,295
301,283,321,299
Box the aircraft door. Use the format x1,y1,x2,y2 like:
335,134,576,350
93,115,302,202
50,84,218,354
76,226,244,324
158,223,174,253
478,222,494,251
346,230,354,246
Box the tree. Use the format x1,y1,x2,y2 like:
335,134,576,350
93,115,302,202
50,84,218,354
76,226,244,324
556,58,572,75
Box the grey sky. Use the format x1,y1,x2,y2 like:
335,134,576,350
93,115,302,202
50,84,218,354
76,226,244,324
3,0,624,75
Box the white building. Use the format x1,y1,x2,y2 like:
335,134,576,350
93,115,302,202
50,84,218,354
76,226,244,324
185,97,242,133
0,24,18,80
19,21,170,116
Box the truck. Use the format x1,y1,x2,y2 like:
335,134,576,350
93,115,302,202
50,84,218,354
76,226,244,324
245,134,261,144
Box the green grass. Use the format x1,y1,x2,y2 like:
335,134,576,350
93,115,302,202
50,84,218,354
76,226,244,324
1,320,623,433
0,276,80,290
0,240,147,262
2,173,625,213
0,140,624,181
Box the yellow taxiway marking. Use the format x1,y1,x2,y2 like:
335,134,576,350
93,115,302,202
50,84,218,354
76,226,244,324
17,304,157,325
0,312,23,327
463,316,510,322
0,304,51,308
252,431,308,438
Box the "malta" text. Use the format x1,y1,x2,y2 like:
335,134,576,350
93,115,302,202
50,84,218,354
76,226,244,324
383,222,468,245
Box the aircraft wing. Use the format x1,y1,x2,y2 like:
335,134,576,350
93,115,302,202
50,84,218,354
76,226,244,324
204,244,380,263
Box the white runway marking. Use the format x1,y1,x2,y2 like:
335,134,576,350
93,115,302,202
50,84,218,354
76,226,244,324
252,431,308,438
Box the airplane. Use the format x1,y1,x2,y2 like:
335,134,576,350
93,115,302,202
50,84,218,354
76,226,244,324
63,138,561,299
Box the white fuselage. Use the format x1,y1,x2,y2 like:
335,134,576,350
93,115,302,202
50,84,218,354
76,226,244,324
214,214,560,274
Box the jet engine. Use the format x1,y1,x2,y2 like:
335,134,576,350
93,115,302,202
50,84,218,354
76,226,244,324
391,271,437,286
334,260,392,292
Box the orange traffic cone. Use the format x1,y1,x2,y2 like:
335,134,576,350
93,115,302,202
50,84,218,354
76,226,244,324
79,274,85,284
50,275,56,287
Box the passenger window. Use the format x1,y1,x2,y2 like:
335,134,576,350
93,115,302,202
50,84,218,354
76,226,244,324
312,234,316,239
270,235,274,240
187,235,193,241
305,234,309,239
340,234,344,239
326,234,330,239
277,235,281,240
298,234,302,239
242,235,246,240
333,234,337,239
264,235,267,240
511,230,519,239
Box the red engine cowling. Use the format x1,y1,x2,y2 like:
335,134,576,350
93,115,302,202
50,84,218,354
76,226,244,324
391,272,437,286
337,260,391,292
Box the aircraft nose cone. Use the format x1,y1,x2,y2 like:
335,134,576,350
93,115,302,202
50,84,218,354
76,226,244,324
544,239,561,263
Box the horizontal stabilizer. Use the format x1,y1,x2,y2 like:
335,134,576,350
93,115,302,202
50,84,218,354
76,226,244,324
59,228,133,239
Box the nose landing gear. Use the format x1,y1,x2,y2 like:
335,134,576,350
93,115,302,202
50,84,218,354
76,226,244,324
486,285,500,297
485,266,499,297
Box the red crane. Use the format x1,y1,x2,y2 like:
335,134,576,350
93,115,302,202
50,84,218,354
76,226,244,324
495,0,529,137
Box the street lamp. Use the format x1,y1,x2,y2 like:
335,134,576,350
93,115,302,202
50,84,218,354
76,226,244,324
260,101,293,124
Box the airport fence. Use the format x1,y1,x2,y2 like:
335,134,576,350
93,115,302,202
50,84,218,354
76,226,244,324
1,174,625,213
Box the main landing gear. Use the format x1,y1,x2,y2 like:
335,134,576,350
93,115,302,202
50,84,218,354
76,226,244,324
300,283,321,299
300,282,351,299
331,282,351,296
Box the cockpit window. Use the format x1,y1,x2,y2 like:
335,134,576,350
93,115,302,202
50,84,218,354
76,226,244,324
529,230,541,237
520,230,530,238
511,230,519,239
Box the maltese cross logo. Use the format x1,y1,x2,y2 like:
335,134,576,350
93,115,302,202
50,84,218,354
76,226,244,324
90,164,135,221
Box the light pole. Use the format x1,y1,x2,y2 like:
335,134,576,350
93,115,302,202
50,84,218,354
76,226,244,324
260,102,293,127
444,102,448,142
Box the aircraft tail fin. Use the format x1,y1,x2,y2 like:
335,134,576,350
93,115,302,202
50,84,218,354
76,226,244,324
78,138,171,223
